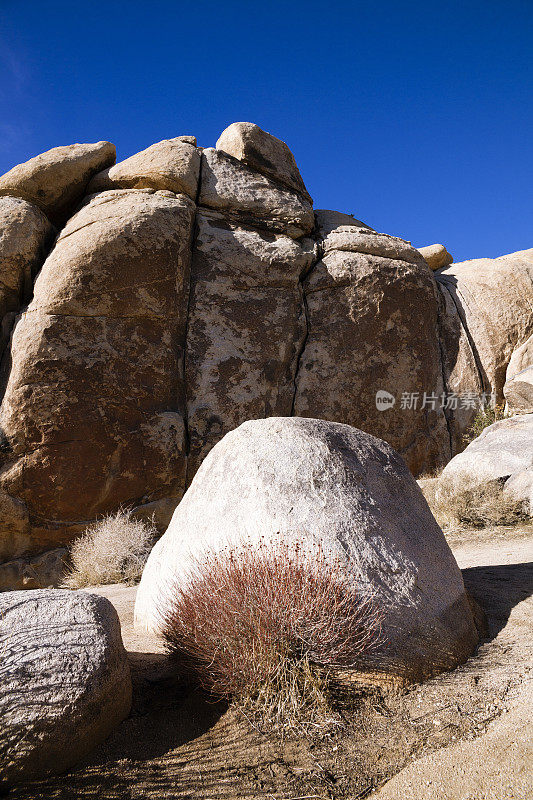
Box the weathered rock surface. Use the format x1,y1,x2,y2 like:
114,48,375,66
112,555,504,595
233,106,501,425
87,137,201,200
0,141,116,222
185,213,315,476
506,331,533,381
0,188,195,553
437,249,533,402
293,211,450,475
0,123,530,577
504,466,533,513
418,243,453,270
199,148,314,238
441,414,533,486
0,547,67,591
135,417,478,683
0,197,54,316
0,197,54,359
504,365,533,412
0,589,131,787
436,282,484,451
216,121,311,200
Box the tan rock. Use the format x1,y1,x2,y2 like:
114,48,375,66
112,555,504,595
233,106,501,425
0,141,115,222
199,148,314,238
185,213,316,476
504,365,533,412
437,249,533,402
436,282,484,452
317,212,422,264
0,189,194,553
293,212,450,475
0,491,31,561
418,243,453,270
503,466,533,513
87,138,201,200
0,590,131,786
0,547,67,591
441,413,533,485
216,121,311,200
506,331,533,381
135,418,478,683
314,208,373,236
0,197,54,356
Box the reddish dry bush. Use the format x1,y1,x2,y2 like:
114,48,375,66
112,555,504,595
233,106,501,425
161,539,382,730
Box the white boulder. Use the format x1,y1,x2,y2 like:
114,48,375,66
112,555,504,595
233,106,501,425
135,417,478,684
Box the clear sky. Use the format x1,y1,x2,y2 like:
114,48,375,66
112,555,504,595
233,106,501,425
0,0,531,261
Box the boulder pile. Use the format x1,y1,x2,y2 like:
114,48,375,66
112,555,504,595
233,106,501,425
0,122,531,581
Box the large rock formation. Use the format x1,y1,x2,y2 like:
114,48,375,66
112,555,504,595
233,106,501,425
135,417,479,684
436,249,533,403
0,122,531,579
0,589,131,787
294,211,450,475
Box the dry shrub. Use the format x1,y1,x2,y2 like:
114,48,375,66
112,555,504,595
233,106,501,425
63,510,157,588
421,472,528,530
162,539,382,734
462,404,509,447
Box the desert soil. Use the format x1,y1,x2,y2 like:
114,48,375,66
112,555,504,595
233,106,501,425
6,525,533,800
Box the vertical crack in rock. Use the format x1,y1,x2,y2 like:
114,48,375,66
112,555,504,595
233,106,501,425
435,285,455,458
182,150,204,487
290,250,317,417
436,275,489,396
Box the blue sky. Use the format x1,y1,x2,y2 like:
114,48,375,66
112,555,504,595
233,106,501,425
0,0,531,261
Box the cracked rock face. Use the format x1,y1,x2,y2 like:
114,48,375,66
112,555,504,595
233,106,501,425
0,122,530,572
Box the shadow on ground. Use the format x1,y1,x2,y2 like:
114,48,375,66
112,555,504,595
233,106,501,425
6,535,533,800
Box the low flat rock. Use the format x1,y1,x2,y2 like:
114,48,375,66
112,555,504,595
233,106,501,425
199,148,314,238
0,589,131,787
87,137,201,200
504,365,533,412
135,417,478,684
216,121,311,200
441,413,533,484
316,209,423,265
0,141,116,222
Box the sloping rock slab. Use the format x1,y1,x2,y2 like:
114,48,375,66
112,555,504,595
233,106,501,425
441,413,533,484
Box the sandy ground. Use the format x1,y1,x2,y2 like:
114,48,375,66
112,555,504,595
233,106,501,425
6,525,533,800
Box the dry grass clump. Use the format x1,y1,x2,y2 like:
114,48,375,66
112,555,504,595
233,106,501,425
421,473,528,530
63,510,157,588
162,539,382,734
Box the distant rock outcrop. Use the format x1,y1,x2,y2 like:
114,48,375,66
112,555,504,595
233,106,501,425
0,122,531,580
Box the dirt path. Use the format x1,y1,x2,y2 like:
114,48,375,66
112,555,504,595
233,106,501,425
7,526,533,800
